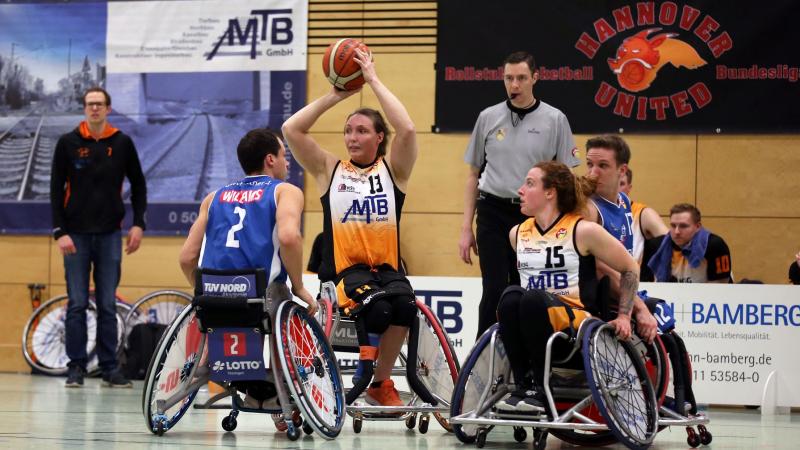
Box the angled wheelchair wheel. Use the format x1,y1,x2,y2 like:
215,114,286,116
550,334,669,447
124,290,192,335
413,300,460,431
142,305,205,435
276,301,345,440
450,324,509,444
645,335,669,407
583,322,658,450
22,293,125,376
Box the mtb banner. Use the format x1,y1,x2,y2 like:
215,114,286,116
434,0,800,133
0,1,307,234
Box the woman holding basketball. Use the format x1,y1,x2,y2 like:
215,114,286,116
282,44,417,407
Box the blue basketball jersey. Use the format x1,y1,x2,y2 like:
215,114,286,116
592,192,634,254
199,175,287,285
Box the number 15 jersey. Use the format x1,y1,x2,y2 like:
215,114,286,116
516,213,593,309
199,175,287,285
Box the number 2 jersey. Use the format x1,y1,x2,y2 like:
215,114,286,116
318,158,404,281
516,213,596,309
199,175,287,284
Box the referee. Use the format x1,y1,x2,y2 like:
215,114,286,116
459,51,579,338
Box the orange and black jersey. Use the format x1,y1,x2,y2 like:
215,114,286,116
669,233,732,283
50,122,146,239
317,158,405,282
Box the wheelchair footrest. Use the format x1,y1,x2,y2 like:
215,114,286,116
492,410,548,421
449,413,609,431
346,403,448,415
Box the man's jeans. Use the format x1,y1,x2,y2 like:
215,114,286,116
64,231,122,374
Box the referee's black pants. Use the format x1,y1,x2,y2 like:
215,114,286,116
475,196,526,338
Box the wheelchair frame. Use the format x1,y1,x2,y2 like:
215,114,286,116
318,280,460,434
141,273,345,441
450,320,710,450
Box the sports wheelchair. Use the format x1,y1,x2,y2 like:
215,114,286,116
315,280,460,434
141,269,346,440
449,304,711,449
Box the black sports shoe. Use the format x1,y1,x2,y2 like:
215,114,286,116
102,370,133,388
65,366,84,388
496,388,545,413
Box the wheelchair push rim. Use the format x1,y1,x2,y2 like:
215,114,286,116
583,321,658,450
276,300,345,440
142,305,204,434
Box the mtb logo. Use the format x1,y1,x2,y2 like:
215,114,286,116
207,9,295,60
341,194,389,223
527,270,569,290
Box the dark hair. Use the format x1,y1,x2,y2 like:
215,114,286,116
82,87,111,106
586,134,631,166
790,261,800,285
624,167,633,184
237,128,282,175
669,203,702,224
346,108,390,157
535,161,596,214
504,51,537,74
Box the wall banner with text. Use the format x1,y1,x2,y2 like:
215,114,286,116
0,0,307,235
435,0,800,133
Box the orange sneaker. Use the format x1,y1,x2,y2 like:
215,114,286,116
365,379,403,407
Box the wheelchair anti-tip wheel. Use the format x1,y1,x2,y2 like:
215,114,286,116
142,305,205,435
450,324,509,444
410,300,460,431
22,293,126,376
276,300,345,440
583,321,658,450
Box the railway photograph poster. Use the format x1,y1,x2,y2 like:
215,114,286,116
0,0,308,234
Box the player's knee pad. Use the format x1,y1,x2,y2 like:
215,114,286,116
389,296,417,328
363,298,393,335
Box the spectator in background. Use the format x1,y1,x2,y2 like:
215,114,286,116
619,167,668,281
789,251,800,285
50,87,147,388
459,51,579,338
648,203,733,283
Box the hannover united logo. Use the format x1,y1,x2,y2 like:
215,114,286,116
574,2,733,121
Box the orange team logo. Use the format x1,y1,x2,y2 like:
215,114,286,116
555,228,567,239
607,28,706,92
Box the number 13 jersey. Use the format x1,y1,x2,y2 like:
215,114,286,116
319,158,404,280
516,213,592,308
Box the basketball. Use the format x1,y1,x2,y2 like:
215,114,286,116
323,38,370,91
